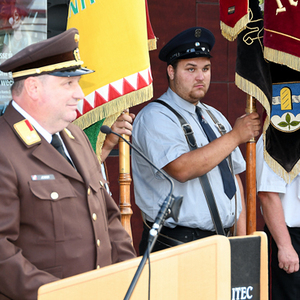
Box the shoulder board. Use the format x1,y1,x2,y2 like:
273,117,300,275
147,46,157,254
13,119,41,146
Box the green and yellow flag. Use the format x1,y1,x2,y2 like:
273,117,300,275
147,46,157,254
67,0,155,157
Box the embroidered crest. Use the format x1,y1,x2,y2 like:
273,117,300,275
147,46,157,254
270,82,300,133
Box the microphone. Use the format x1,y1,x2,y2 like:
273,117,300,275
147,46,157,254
100,125,183,238
101,125,183,300
100,125,113,135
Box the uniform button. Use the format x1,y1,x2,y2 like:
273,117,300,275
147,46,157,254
50,192,59,200
87,188,91,195
92,213,97,221
97,265,100,269
97,239,100,247
99,180,104,187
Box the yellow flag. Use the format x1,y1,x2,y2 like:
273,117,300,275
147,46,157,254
67,0,153,130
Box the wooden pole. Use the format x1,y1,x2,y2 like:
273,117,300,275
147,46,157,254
118,111,133,240
245,95,257,235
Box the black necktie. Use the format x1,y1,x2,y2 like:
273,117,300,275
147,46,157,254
195,106,236,199
51,134,73,166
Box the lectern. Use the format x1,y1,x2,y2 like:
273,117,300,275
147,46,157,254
38,232,267,300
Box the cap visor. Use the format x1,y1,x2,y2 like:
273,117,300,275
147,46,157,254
49,67,94,77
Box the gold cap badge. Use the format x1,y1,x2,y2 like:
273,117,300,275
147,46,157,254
74,33,80,43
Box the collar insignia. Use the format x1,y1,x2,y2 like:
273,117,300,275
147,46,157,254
64,128,75,139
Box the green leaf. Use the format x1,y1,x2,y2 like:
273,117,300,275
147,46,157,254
278,122,288,127
286,113,291,123
291,121,300,126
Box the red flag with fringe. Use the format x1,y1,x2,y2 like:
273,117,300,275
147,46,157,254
220,0,249,41
264,0,300,72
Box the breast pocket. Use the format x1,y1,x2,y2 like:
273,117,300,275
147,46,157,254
29,178,82,243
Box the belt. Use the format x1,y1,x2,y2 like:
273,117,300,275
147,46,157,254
145,221,232,248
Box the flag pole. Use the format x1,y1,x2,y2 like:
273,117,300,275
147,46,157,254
118,110,133,240
245,95,257,235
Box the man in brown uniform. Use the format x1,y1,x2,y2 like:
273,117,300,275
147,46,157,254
0,28,136,300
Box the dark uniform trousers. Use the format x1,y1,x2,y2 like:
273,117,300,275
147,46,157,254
265,225,300,300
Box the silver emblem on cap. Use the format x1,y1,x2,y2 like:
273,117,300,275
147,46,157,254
195,29,202,38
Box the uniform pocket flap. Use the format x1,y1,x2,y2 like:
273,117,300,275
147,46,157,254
29,178,76,201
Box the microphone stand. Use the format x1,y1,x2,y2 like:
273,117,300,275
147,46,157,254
124,192,179,300
100,126,183,300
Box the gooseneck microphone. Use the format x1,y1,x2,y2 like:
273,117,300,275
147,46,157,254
100,125,183,300
99,125,113,135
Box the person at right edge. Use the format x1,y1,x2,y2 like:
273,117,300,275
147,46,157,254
131,27,261,255
256,135,300,300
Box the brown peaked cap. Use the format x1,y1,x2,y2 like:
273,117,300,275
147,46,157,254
0,28,93,79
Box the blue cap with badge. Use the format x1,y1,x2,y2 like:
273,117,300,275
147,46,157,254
159,27,215,65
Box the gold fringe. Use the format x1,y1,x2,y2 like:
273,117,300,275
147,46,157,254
73,83,153,130
263,116,300,183
235,73,270,116
264,47,300,72
148,38,157,51
220,14,249,41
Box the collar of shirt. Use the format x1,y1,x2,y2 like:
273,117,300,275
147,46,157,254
161,88,211,128
12,100,52,143
162,88,198,116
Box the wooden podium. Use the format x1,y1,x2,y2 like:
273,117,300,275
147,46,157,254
38,232,267,300
38,235,230,299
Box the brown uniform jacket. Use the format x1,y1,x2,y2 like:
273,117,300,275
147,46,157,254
0,103,136,300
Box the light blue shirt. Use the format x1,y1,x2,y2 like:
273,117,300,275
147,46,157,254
132,88,246,230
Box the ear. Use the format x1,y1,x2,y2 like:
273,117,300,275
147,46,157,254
23,77,41,101
167,65,175,81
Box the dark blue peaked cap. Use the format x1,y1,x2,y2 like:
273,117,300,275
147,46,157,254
159,27,215,64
